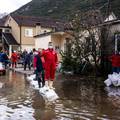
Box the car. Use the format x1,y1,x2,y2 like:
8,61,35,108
0,62,6,75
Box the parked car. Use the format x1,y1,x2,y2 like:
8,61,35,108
0,62,6,75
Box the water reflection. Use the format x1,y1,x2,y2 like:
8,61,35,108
0,71,120,120
105,87,120,109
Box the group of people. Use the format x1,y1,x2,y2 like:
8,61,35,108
0,50,10,68
0,50,33,69
0,42,58,89
33,42,58,89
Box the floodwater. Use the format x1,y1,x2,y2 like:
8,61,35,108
0,71,120,120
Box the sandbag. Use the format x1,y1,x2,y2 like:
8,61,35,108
30,80,39,90
104,73,120,87
39,88,59,102
111,73,119,86
105,87,120,97
27,74,59,101
27,74,36,81
104,79,112,87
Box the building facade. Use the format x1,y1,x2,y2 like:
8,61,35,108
0,14,70,55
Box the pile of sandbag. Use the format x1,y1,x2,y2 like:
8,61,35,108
27,74,59,102
27,74,39,90
104,73,120,87
105,87,120,97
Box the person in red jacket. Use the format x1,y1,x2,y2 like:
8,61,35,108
11,51,18,68
42,42,58,89
109,52,120,73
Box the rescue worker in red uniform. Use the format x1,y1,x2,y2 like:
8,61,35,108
42,42,58,89
11,51,18,68
109,52,120,73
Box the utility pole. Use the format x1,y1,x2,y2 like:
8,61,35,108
100,0,111,75
106,0,110,19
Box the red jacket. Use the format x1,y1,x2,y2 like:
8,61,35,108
42,49,58,69
109,54,120,67
11,53,18,62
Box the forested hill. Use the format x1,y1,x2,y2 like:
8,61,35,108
13,0,120,20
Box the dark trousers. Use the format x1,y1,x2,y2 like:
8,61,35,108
3,60,11,69
112,67,120,73
24,62,31,70
35,70,45,88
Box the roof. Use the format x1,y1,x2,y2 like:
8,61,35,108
0,16,7,26
10,14,71,31
34,32,54,38
0,26,11,28
100,19,120,27
105,12,117,22
3,33,19,45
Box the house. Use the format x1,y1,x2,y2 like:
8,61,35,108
102,13,120,55
34,31,72,52
100,13,120,74
0,14,71,56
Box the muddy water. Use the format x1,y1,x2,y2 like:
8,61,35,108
0,71,120,120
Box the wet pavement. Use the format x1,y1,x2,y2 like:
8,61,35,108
0,71,120,120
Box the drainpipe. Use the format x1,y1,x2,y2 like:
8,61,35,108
20,25,22,51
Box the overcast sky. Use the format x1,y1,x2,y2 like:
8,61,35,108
0,0,31,13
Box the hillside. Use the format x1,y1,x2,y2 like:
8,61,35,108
13,0,120,20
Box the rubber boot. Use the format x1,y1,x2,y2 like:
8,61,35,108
45,81,49,87
38,77,41,88
49,81,55,89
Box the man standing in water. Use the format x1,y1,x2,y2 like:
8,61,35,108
42,42,58,89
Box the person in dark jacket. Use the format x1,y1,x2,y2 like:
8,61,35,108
33,51,45,88
0,50,9,68
24,52,32,70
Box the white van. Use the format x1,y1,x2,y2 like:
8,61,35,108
0,62,6,75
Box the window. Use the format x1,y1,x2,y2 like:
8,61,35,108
25,29,33,37
115,33,120,53
4,29,10,33
55,46,60,52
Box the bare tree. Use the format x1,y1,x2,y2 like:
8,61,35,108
62,10,104,74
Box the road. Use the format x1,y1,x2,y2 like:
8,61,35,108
0,71,120,120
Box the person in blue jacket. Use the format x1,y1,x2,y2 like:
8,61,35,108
0,50,9,68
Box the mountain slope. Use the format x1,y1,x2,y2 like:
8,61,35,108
13,0,120,20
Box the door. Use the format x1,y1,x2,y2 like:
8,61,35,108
115,33,120,53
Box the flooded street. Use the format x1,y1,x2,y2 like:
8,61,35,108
0,71,120,120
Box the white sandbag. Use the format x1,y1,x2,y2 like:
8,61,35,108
117,79,120,86
30,80,39,90
117,88,120,96
105,87,120,97
116,74,120,86
108,74,112,79
39,86,49,94
111,74,119,87
39,88,59,102
30,81,37,87
27,74,59,101
104,79,112,87
27,74,36,81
